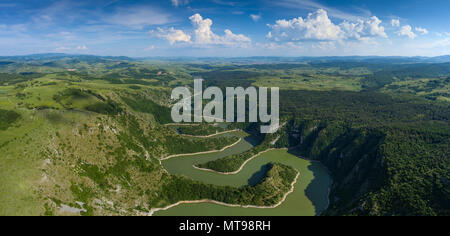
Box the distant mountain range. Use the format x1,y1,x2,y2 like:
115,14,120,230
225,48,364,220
1,53,450,64
0,53,134,62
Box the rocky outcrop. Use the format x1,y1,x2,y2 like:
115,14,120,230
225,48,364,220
280,119,387,215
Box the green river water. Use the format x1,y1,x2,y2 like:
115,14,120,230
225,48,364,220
155,132,332,216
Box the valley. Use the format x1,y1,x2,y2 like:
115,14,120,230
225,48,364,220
157,145,331,216
0,54,448,216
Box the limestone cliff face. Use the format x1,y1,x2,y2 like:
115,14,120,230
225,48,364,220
279,119,388,215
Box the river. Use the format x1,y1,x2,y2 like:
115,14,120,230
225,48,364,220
155,131,332,216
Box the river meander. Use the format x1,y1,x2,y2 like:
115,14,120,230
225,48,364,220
155,132,332,216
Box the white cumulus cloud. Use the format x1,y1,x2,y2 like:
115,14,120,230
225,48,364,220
189,14,219,44
189,14,251,46
150,14,251,47
341,16,387,40
397,25,417,39
153,27,191,44
268,9,343,41
267,9,387,42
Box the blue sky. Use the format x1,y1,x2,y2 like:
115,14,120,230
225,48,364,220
0,0,449,57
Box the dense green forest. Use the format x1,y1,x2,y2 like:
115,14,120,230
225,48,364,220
274,90,449,216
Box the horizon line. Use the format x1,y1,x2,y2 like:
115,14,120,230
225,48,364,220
1,53,450,59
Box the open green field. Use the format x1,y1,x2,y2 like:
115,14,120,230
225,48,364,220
381,77,450,102
253,74,363,91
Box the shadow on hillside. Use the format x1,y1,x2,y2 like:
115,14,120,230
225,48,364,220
247,164,272,186
243,134,263,147
305,162,330,215
287,148,331,216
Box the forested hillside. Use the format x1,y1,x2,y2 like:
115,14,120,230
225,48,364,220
275,90,449,216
